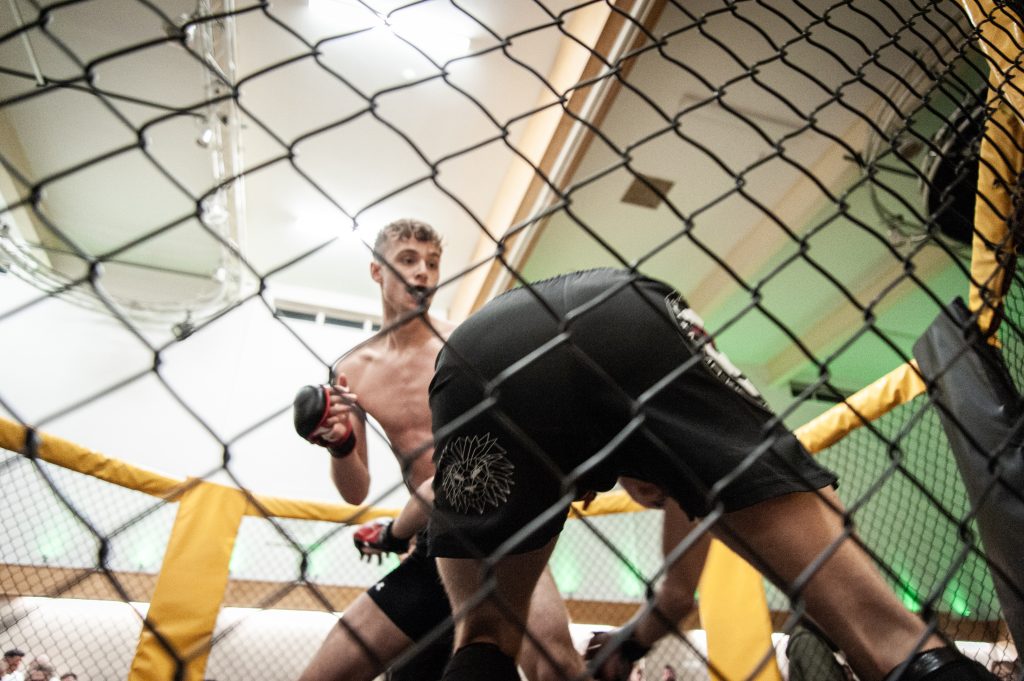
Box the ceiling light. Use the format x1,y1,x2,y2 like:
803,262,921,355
196,126,215,148
387,16,471,59
306,0,378,28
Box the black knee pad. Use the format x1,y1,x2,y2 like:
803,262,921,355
442,642,519,681
886,647,997,681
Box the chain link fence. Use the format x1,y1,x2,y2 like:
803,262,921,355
1,0,1022,679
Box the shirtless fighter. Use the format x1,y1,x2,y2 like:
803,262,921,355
293,219,583,681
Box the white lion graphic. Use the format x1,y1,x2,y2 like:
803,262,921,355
441,433,515,514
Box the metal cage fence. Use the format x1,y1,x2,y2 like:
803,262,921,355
2,0,1023,679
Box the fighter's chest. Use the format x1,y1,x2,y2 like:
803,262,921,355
357,359,435,430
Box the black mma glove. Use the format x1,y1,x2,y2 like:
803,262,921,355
293,384,356,457
585,630,650,681
353,518,411,563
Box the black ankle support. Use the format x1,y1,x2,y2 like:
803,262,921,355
885,647,996,681
442,642,520,681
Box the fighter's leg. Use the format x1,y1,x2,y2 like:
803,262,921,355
298,592,413,681
519,566,586,681
300,535,453,681
712,486,945,681
437,538,558,681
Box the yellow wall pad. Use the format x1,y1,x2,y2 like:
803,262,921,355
128,480,248,681
699,539,783,681
249,494,398,523
794,361,927,455
0,417,184,499
0,417,399,521
0,417,644,522
959,0,1024,335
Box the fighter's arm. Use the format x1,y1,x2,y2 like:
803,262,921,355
327,398,370,503
324,370,371,504
353,478,433,561
587,500,710,680
293,361,373,504
393,477,433,538
629,499,710,646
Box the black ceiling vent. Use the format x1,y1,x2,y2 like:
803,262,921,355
622,174,674,209
921,87,988,247
789,381,853,403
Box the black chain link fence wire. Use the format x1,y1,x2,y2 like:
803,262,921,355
0,0,1021,679
999,266,1024,393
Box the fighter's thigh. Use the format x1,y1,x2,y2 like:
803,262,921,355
520,566,585,681
297,592,413,681
437,538,558,654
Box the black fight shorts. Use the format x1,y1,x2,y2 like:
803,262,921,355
427,268,837,559
366,531,453,641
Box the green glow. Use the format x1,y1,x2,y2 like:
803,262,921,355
38,530,65,561
616,519,646,598
944,582,972,617
896,568,922,613
306,544,328,578
228,548,245,574
899,591,922,613
131,541,164,570
618,567,646,598
550,545,583,594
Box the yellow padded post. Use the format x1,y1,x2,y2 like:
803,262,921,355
699,539,783,681
794,361,926,455
958,0,1024,336
128,480,248,681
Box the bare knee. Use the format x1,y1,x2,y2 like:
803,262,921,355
454,607,525,657
520,641,585,681
298,595,412,681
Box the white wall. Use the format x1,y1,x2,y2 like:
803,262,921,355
0,597,702,681
0,272,409,508
2,598,1014,681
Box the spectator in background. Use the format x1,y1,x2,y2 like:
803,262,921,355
990,658,1021,681
787,621,853,681
661,663,678,681
25,656,55,681
59,674,77,681
25,671,47,681
1,650,25,681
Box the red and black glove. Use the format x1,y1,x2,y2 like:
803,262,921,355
293,384,356,458
585,630,650,681
352,518,411,563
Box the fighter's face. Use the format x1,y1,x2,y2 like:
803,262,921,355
618,476,668,509
371,237,442,312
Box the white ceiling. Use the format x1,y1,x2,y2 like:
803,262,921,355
0,0,983,401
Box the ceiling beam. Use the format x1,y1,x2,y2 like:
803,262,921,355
686,117,873,316
759,245,954,386
447,0,666,321
0,111,57,266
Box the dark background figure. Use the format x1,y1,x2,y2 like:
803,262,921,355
787,621,854,681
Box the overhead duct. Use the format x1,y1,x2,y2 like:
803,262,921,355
0,0,250,335
863,28,988,259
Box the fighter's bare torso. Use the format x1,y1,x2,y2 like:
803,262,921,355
336,315,455,490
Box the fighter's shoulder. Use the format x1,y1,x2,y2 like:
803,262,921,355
332,341,384,384
430,316,458,341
